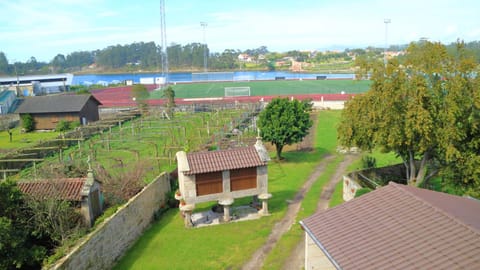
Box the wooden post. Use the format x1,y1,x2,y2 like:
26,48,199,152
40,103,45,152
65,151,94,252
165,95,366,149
33,161,37,180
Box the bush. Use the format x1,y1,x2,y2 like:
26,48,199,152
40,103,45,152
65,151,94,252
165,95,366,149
94,161,149,206
21,114,35,132
56,120,71,132
361,155,376,169
70,121,81,129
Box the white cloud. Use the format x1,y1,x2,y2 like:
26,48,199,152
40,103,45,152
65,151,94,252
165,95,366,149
1,0,479,61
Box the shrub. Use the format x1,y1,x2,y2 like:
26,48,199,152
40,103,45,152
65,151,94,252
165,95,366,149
94,160,149,206
361,155,376,169
70,121,81,129
21,114,35,132
56,120,71,132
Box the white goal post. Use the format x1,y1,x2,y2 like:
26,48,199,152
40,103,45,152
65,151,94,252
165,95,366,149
224,86,251,97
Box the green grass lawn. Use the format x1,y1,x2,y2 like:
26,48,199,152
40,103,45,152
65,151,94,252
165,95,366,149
262,110,343,269
113,110,342,270
0,127,60,154
149,79,371,99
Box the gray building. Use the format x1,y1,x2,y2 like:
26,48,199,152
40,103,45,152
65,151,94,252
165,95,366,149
0,73,73,96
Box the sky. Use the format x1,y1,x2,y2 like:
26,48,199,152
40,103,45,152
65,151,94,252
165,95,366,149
1,0,479,63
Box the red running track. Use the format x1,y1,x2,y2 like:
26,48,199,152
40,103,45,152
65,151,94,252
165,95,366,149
91,85,356,107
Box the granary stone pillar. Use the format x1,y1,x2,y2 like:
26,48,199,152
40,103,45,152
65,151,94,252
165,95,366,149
219,197,234,222
80,157,96,227
180,204,195,228
258,193,272,216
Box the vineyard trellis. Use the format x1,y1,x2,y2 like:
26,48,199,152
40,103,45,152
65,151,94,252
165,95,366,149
4,102,263,183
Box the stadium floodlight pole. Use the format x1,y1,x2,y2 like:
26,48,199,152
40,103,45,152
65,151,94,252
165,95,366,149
160,0,168,86
200,21,208,72
384,18,391,67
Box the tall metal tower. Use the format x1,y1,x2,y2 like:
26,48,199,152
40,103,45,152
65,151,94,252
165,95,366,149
383,18,391,67
160,0,168,84
200,21,208,72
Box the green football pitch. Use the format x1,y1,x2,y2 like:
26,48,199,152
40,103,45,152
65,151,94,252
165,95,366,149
149,79,371,99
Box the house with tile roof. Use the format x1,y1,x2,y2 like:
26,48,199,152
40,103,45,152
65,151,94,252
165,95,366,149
299,182,480,269
18,169,103,226
15,94,102,130
175,137,270,227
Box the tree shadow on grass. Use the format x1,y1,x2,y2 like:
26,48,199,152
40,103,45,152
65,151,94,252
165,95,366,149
272,147,329,164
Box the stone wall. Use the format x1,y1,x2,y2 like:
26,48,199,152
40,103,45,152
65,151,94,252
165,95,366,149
312,100,346,110
343,175,361,202
50,172,171,270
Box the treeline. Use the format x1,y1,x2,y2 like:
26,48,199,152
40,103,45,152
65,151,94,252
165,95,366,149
0,42,270,75
0,40,479,76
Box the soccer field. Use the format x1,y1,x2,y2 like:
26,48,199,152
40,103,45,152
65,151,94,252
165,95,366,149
149,79,371,99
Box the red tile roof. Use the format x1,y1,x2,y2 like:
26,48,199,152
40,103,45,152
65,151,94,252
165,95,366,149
18,178,87,201
184,146,266,175
300,182,480,270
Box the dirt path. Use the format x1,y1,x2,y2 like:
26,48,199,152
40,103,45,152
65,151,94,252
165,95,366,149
241,153,357,270
281,153,358,270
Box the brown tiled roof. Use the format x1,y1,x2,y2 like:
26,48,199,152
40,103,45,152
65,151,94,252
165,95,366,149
184,146,266,175
18,178,86,201
300,182,480,270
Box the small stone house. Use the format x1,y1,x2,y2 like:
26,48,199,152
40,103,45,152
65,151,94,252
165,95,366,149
18,169,103,226
300,182,480,269
176,137,270,227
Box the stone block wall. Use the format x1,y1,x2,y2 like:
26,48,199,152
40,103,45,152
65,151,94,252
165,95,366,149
343,175,361,202
312,100,346,110
50,172,170,270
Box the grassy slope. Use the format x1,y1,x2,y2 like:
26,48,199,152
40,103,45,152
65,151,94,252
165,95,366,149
0,127,60,151
13,111,247,182
113,110,342,270
149,80,371,99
